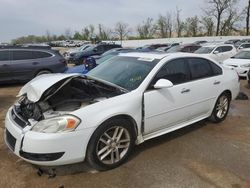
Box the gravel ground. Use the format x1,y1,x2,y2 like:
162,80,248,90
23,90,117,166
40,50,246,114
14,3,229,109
0,80,249,188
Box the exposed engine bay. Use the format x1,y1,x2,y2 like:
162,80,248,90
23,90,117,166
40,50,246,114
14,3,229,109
14,76,126,122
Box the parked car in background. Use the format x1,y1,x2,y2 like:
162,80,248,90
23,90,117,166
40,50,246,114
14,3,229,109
63,44,93,58
156,43,180,52
0,46,66,84
65,57,97,74
223,49,250,78
4,52,239,170
237,43,250,51
68,43,121,65
224,39,241,45
137,44,169,51
195,44,237,63
193,40,207,45
94,48,136,61
167,44,201,53
235,39,250,48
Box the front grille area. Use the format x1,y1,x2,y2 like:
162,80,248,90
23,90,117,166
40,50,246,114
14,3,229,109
6,129,16,151
11,108,29,128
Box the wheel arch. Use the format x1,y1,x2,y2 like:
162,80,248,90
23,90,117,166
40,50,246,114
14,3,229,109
99,114,138,137
222,90,232,101
34,69,53,77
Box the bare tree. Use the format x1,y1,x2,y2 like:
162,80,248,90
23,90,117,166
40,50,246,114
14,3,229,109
157,12,174,38
114,22,130,45
98,24,112,40
175,7,184,37
204,0,232,36
184,16,200,37
247,0,250,35
157,14,168,38
137,18,156,39
166,12,173,37
64,28,72,39
45,30,51,42
220,3,242,35
201,17,214,36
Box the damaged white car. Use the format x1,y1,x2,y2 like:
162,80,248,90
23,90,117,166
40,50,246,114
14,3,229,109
4,52,240,170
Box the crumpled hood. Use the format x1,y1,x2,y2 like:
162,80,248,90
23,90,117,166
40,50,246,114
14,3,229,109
18,73,80,102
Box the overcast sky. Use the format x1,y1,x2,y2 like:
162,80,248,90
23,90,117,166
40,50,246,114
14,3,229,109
0,0,243,42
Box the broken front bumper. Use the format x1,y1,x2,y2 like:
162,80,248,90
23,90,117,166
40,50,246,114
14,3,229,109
4,107,95,166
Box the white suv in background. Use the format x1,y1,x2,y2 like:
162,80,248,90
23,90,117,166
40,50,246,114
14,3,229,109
195,44,237,63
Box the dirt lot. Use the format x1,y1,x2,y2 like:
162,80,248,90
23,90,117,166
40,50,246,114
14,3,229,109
0,81,250,188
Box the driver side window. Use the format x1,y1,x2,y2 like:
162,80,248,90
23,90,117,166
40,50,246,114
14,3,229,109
151,58,190,86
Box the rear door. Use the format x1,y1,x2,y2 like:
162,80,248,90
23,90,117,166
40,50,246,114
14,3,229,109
9,50,35,81
186,57,223,115
221,46,234,61
0,50,11,82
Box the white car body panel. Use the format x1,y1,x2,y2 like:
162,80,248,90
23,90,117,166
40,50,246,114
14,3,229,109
223,58,250,77
4,53,240,166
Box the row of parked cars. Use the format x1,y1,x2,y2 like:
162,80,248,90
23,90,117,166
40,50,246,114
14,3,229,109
1,39,250,84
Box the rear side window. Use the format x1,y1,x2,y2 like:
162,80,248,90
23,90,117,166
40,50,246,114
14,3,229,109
188,58,213,80
153,58,190,85
221,46,233,52
0,51,10,61
214,47,222,53
12,50,33,60
210,61,222,75
33,51,52,59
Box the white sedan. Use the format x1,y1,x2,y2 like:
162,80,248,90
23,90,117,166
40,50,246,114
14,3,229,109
4,53,240,171
223,49,250,78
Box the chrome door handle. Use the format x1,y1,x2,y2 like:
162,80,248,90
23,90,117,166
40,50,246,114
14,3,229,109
181,88,190,94
214,81,221,85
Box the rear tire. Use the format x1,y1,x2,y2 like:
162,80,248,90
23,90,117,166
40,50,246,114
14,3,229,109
209,93,230,123
86,118,136,171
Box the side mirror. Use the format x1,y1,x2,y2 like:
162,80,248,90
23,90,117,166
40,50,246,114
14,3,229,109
154,79,173,89
239,46,243,49
213,50,219,54
93,48,97,52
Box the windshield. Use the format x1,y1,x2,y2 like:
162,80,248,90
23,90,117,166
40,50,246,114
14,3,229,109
96,54,116,65
195,47,214,54
232,51,250,59
88,56,159,91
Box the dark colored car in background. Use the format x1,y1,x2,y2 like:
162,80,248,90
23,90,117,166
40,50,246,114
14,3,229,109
166,44,201,53
68,43,121,65
0,46,66,84
156,43,180,52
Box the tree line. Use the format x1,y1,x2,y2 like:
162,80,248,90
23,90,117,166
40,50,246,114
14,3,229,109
12,0,250,44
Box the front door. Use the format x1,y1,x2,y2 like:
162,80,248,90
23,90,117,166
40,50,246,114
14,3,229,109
143,58,193,134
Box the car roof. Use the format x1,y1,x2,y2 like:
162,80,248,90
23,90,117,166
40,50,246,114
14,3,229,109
118,52,215,60
119,52,169,59
201,44,234,48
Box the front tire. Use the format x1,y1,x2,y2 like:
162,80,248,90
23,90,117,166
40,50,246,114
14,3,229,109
209,93,230,123
86,118,135,171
